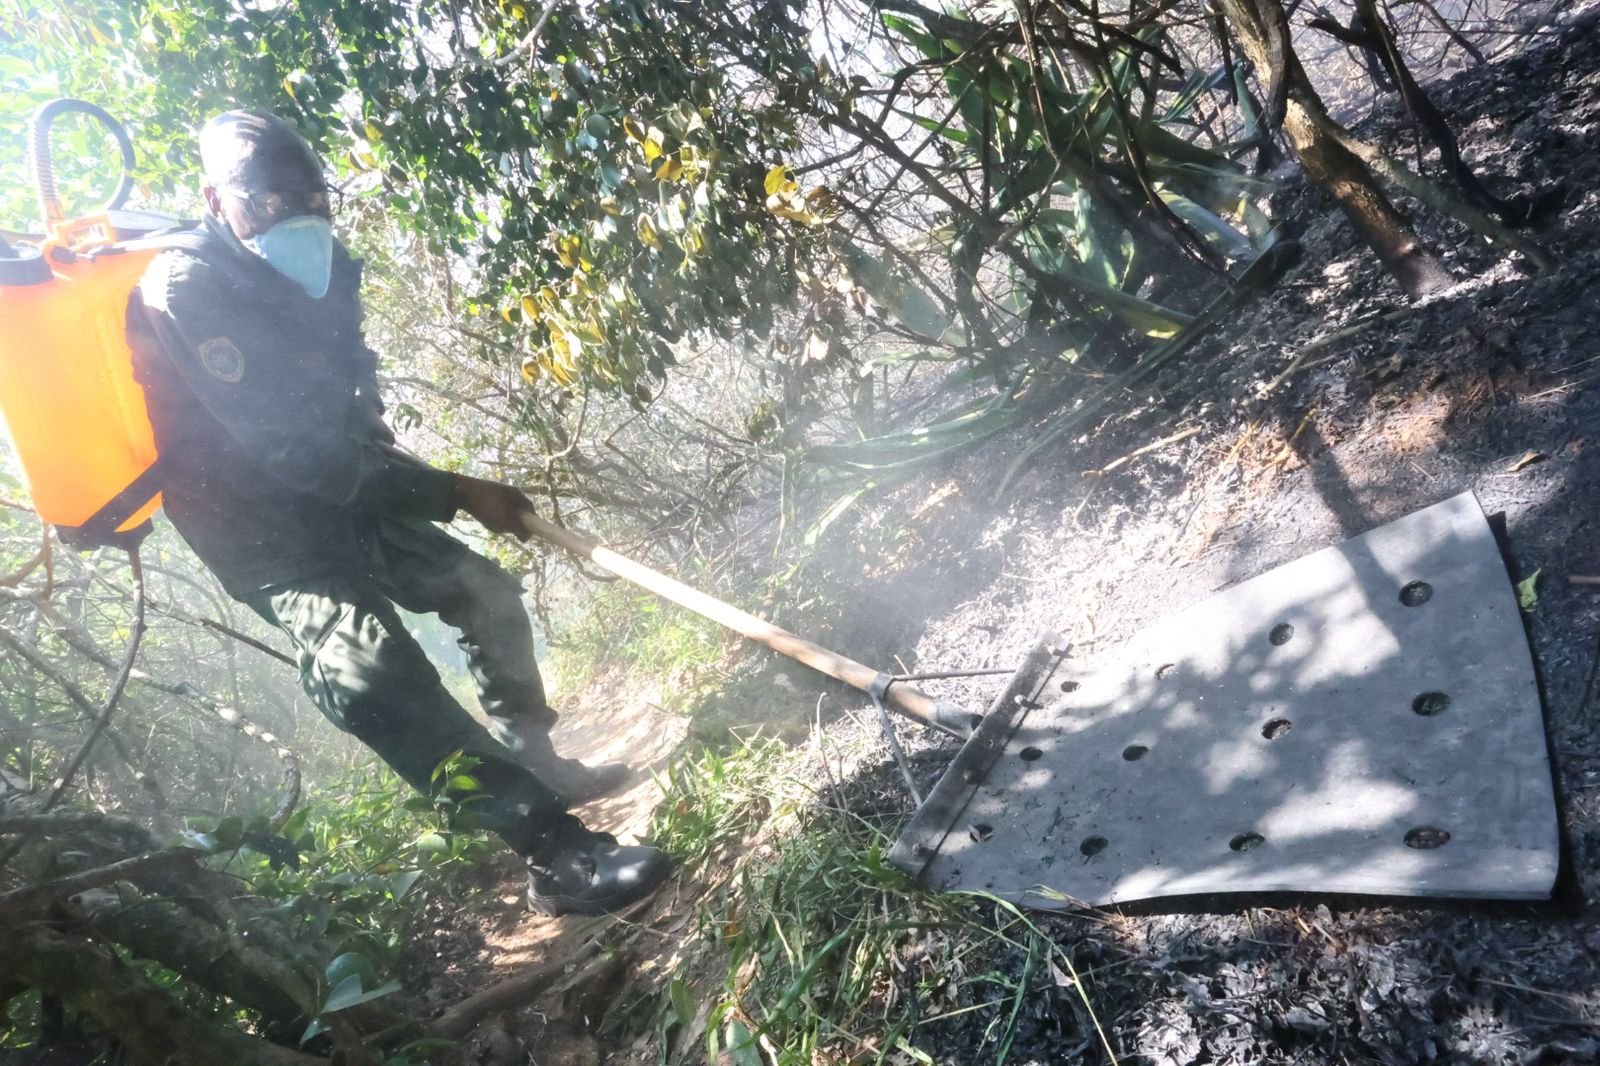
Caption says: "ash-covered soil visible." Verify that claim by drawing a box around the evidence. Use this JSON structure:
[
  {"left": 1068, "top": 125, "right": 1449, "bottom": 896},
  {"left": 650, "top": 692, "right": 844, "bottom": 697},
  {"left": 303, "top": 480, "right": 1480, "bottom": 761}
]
[
  {"left": 807, "top": 7, "right": 1600, "bottom": 1063},
  {"left": 410, "top": 7, "right": 1600, "bottom": 1062}
]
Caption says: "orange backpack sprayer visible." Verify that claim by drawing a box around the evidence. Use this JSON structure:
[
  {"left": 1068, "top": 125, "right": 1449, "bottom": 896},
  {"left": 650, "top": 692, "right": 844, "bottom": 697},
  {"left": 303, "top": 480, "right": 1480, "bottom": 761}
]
[{"left": 0, "top": 99, "right": 192, "bottom": 546}]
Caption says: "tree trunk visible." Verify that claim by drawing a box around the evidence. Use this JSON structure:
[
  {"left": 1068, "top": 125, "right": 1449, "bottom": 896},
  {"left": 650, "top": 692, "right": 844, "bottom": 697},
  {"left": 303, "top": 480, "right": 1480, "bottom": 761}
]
[
  {"left": 65, "top": 886, "right": 316, "bottom": 1028},
  {"left": 1219, "top": 0, "right": 1454, "bottom": 297},
  {"left": 0, "top": 923, "right": 329, "bottom": 1066}
]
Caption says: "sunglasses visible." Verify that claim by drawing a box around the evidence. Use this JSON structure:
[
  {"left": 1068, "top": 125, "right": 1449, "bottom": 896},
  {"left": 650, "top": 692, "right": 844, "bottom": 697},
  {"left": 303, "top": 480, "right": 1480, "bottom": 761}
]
[{"left": 221, "top": 183, "right": 344, "bottom": 226}]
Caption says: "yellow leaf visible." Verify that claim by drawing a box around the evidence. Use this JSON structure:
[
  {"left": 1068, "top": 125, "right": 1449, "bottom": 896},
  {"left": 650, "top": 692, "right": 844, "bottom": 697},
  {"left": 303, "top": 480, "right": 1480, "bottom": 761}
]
[
  {"left": 519, "top": 294, "right": 539, "bottom": 321},
  {"left": 764, "top": 164, "right": 795, "bottom": 198},
  {"left": 642, "top": 126, "right": 665, "bottom": 163},
  {"left": 500, "top": 302, "right": 516, "bottom": 324},
  {"left": 766, "top": 201, "right": 824, "bottom": 226},
  {"left": 622, "top": 117, "right": 647, "bottom": 144},
  {"left": 656, "top": 157, "right": 682, "bottom": 182},
  {"left": 676, "top": 146, "right": 703, "bottom": 182},
  {"left": 520, "top": 355, "right": 542, "bottom": 383},
  {"left": 636, "top": 213, "right": 660, "bottom": 250},
  {"left": 556, "top": 234, "right": 581, "bottom": 269},
  {"left": 547, "top": 328, "right": 582, "bottom": 386}
]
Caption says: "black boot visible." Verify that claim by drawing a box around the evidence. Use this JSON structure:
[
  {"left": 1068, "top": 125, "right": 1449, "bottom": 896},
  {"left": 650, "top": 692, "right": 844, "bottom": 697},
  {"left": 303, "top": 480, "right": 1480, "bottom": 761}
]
[
  {"left": 498, "top": 721, "right": 633, "bottom": 805},
  {"left": 526, "top": 820, "right": 672, "bottom": 917}
]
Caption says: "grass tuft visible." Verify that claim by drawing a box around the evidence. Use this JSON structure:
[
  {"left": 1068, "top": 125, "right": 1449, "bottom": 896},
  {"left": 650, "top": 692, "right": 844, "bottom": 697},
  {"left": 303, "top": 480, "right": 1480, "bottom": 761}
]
[{"left": 646, "top": 731, "right": 1121, "bottom": 1064}]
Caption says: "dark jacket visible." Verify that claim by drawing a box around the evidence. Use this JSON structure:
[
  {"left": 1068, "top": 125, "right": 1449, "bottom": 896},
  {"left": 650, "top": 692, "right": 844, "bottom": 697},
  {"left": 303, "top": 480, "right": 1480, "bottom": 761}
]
[{"left": 128, "top": 215, "right": 457, "bottom": 599}]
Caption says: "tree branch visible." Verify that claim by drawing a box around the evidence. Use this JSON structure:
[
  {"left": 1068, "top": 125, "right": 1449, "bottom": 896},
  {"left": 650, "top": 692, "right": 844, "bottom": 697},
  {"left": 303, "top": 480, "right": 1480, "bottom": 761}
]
[
  {"left": 0, "top": 848, "right": 194, "bottom": 918},
  {"left": 0, "top": 922, "right": 326, "bottom": 1066},
  {"left": 39, "top": 548, "right": 147, "bottom": 813}
]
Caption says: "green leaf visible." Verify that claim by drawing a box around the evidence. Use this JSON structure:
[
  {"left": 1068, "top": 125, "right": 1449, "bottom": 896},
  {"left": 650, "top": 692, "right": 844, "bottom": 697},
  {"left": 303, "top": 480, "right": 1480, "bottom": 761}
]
[
  {"left": 323, "top": 975, "right": 401, "bottom": 1014},
  {"left": 1029, "top": 248, "right": 1192, "bottom": 337},
  {"left": 668, "top": 975, "right": 694, "bottom": 1028},
  {"left": 179, "top": 831, "right": 219, "bottom": 852},
  {"left": 724, "top": 1019, "right": 762, "bottom": 1066},
  {"left": 389, "top": 869, "right": 425, "bottom": 901},
  {"left": 299, "top": 1017, "right": 327, "bottom": 1045},
  {"left": 807, "top": 401, "right": 1018, "bottom": 471},
  {"left": 879, "top": 13, "right": 941, "bottom": 59},
  {"left": 1517, "top": 568, "right": 1542, "bottom": 611},
  {"left": 890, "top": 106, "right": 970, "bottom": 146},
  {"left": 415, "top": 832, "right": 449, "bottom": 854},
  {"left": 1156, "top": 187, "right": 1253, "bottom": 261},
  {"left": 212, "top": 816, "right": 244, "bottom": 850},
  {"left": 324, "top": 952, "right": 377, "bottom": 990}
]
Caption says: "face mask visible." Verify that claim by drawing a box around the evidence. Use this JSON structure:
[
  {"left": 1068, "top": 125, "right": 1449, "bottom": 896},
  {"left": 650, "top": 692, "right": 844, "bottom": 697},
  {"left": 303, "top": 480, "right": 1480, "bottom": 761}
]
[{"left": 245, "top": 215, "right": 334, "bottom": 299}]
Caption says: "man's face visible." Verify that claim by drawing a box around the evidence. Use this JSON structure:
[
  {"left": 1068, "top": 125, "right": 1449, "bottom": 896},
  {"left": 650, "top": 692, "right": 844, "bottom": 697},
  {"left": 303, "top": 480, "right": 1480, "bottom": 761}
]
[{"left": 202, "top": 140, "right": 335, "bottom": 242}]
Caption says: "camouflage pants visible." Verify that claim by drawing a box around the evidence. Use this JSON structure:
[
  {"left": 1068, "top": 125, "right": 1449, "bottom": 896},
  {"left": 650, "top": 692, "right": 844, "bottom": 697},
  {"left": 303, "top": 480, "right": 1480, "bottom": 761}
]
[{"left": 248, "top": 518, "right": 562, "bottom": 853}]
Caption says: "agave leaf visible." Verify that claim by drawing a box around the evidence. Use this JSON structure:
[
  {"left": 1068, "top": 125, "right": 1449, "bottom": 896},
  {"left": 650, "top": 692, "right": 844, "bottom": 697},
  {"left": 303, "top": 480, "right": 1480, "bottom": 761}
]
[
  {"left": 1161, "top": 61, "right": 1235, "bottom": 123},
  {"left": 890, "top": 105, "right": 971, "bottom": 146},
  {"left": 804, "top": 481, "right": 876, "bottom": 547},
  {"left": 943, "top": 62, "right": 989, "bottom": 148},
  {"left": 807, "top": 403, "right": 1017, "bottom": 470},
  {"left": 1241, "top": 200, "right": 1280, "bottom": 252},
  {"left": 860, "top": 348, "right": 957, "bottom": 370},
  {"left": 879, "top": 12, "right": 941, "bottom": 60},
  {"left": 1134, "top": 119, "right": 1246, "bottom": 170},
  {"left": 1025, "top": 240, "right": 1192, "bottom": 336},
  {"left": 994, "top": 149, "right": 1059, "bottom": 216},
  {"left": 1155, "top": 186, "right": 1253, "bottom": 261},
  {"left": 1232, "top": 61, "right": 1263, "bottom": 144},
  {"left": 838, "top": 239, "right": 951, "bottom": 340}
]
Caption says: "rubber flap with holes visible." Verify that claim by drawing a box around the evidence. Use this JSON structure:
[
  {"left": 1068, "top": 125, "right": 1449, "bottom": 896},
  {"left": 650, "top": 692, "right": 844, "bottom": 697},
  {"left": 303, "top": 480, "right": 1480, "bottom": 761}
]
[{"left": 888, "top": 492, "right": 1559, "bottom": 907}]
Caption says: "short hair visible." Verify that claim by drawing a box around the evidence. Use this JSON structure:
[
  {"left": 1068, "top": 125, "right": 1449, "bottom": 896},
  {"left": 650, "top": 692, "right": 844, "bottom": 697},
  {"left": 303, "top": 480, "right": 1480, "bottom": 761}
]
[{"left": 198, "top": 110, "right": 321, "bottom": 189}]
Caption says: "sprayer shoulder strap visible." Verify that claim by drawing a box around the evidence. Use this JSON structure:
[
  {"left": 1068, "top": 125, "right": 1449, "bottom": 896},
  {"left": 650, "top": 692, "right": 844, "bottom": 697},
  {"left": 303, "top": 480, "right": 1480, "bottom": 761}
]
[{"left": 144, "top": 225, "right": 223, "bottom": 263}]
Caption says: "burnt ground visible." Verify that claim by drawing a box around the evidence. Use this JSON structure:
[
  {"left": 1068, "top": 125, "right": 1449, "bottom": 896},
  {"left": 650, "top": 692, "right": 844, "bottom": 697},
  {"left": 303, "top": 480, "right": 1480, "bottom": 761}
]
[{"left": 407, "top": 8, "right": 1600, "bottom": 1064}]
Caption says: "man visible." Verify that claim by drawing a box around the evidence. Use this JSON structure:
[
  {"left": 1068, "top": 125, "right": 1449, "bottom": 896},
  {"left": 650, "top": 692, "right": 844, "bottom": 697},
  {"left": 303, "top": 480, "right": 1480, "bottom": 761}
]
[{"left": 126, "top": 109, "right": 671, "bottom": 916}]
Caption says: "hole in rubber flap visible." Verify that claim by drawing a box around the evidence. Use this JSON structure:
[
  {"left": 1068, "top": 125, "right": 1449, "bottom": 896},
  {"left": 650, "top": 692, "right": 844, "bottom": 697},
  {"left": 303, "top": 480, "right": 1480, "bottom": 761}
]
[
  {"left": 1079, "top": 835, "right": 1107, "bottom": 857},
  {"left": 1261, "top": 718, "right": 1292, "bottom": 740},
  {"left": 1269, "top": 623, "right": 1294, "bottom": 646},
  {"left": 1404, "top": 826, "right": 1450, "bottom": 850},
  {"left": 1019, "top": 746, "right": 1043, "bottom": 762},
  {"left": 969, "top": 823, "right": 994, "bottom": 843},
  {"left": 1059, "top": 680, "right": 1080, "bottom": 693},
  {"left": 1122, "top": 744, "right": 1149, "bottom": 762},
  {"left": 1229, "top": 832, "right": 1264, "bottom": 852},
  {"left": 1400, "top": 581, "right": 1433, "bottom": 607},
  {"left": 1155, "top": 663, "right": 1177, "bottom": 679},
  {"left": 1412, "top": 692, "right": 1450, "bottom": 716}
]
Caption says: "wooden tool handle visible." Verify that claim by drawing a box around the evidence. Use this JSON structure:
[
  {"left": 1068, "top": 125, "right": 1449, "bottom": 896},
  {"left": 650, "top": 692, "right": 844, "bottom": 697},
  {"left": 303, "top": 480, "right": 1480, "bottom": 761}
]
[{"left": 517, "top": 511, "right": 966, "bottom": 736}]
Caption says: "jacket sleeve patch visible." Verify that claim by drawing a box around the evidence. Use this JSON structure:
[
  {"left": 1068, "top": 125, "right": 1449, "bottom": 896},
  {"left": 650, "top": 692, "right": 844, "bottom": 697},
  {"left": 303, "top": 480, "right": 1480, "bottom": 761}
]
[{"left": 197, "top": 337, "right": 246, "bottom": 383}]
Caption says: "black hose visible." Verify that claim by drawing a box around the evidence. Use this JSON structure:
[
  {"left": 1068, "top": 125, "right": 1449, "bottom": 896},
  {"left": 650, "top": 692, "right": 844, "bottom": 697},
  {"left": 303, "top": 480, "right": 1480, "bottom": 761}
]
[{"left": 29, "top": 98, "right": 137, "bottom": 227}]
